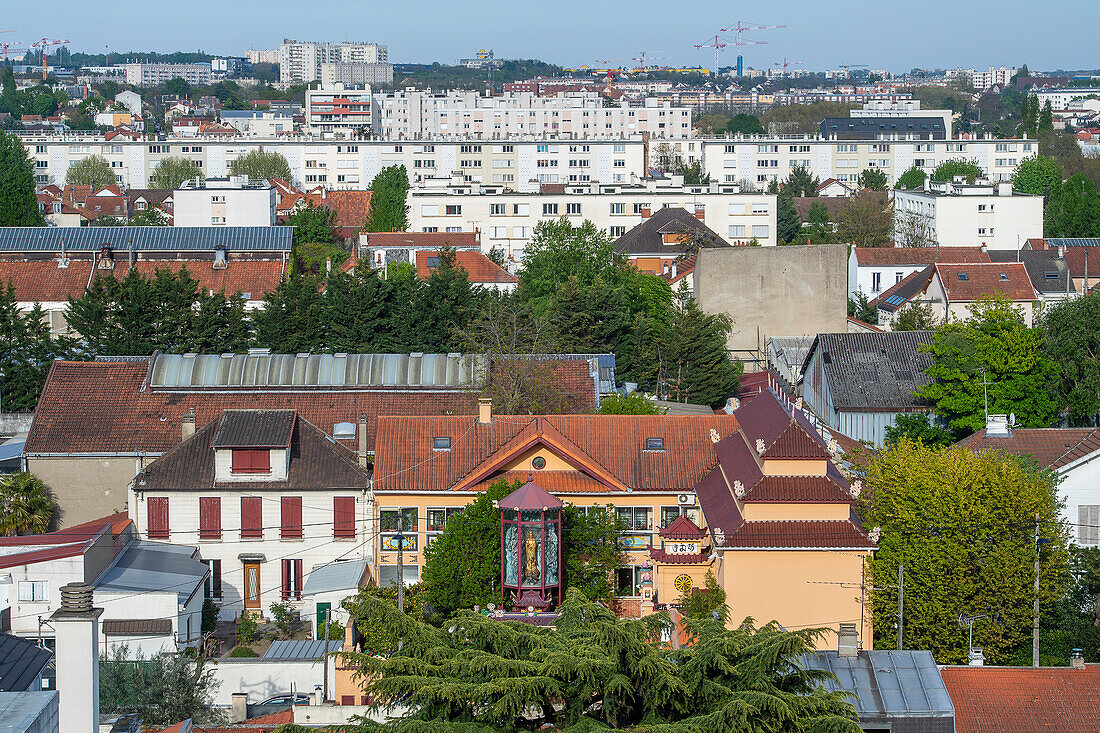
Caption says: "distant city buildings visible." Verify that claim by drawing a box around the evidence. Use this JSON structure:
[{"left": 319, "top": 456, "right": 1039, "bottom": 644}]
[
  {"left": 246, "top": 48, "right": 280, "bottom": 65},
  {"left": 305, "top": 86, "right": 373, "bottom": 135},
  {"left": 123, "top": 62, "right": 212, "bottom": 87},
  {"left": 278, "top": 39, "right": 391, "bottom": 84},
  {"left": 947, "top": 65, "right": 1017, "bottom": 90},
  {"left": 211, "top": 56, "right": 252, "bottom": 78}
]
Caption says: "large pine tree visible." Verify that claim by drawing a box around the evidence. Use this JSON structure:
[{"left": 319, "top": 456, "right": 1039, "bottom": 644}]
[
  {"left": 663, "top": 291, "right": 742, "bottom": 408},
  {"left": 0, "top": 129, "right": 45, "bottom": 227},
  {"left": 413, "top": 247, "right": 481, "bottom": 352},
  {"left": 0, "top": 283, "right": 80, "bottom": 411},
  {"left": 252, "top": 272, "right": 326, "bottom": 353}
]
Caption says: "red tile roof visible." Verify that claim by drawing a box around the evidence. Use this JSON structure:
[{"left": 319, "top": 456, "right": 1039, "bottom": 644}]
[
  {"left": 941, "top": 665, "right": 1100, "bottom": 733},
  {"left": 935, "top": 262, "right": 1036, "bottom": 302},
  {"left": 718, "top": 519, "right": 873, "bottom": 549},
  {"left": 367, "top": 231, "right": 481, "bottom": 249},
  {"left": 958, "top": 428, "right": 1100, "bottom": 470},
  {"left": 763, "top": 420, "right": 830, "bottom": 460},
  {"left": 648, "top": 548, "right": 710, "bottom": 564},
  {"left": 1062, "top": 248, "right": 1100, "bottom": 279},
  {"left": 855, "top": 246, "right": 991, "bottom": 267},
  {"left": 741, "top": 474, "right": 854, "bottom": 502},
  {"left": 0, "top": 258, "right": 95, "bottom": 302},
  {"left": 415, "top": 251, "right": 518, "bottom": 284},
  {"left": 322, "top": 190, "right": 372, "bottom": 229},
  {"left": 657, "top": 515, "right": 705, "bottom": 539}
]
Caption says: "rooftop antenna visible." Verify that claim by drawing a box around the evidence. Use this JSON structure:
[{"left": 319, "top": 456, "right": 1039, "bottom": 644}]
[{"left": 979, "top": 366, "right": 990, "bottom": 419}]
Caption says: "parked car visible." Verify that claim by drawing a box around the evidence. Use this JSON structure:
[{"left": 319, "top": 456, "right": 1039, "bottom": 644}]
[{"left": 258, "top": 693, "right": 310, "bottom": 707}]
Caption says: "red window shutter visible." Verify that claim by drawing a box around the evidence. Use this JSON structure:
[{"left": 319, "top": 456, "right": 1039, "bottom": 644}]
[
  {"left": 232, "top": 449, "right": 271, "bottom": 474},
  {"left": 147, "top": 497, "right": 169, "bottom": 539},
  {"left": 281, "top": 497, "right": 303, "bottom": 538},
  {"left": 333, "top": 497, "right": 355, "bottom": 538},
  {"left": 199, "top": 497, "right": 221, "bottom": 539},
  {"left": 295, "top": 559, "right": 303, "bottom": 600},
  {"left": 341, "top": 696, "right": 355, "bottom": 706},
  {"left": 241, "top": 497, "right": 263, "bottom": 539},
  {"left": 281, "top": 559, "right": 290, "bottom": 601}
]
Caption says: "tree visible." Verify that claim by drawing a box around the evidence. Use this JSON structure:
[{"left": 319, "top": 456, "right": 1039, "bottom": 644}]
[
  {"left": 1045, "top": 174, "right": 1100, "bottom": 238},
  {"left": 99, "top": 646, "right": 224, "bottom": 727},
  {"left": 805, "top": 200, "right": 834, "bottom": 243},
  {"left": 678, "top": 570, "right": 727, "bottom": 622},
  {"left": 0, "top": 282, "right": 81, "bottom": 411},
  {"left": 519, "top": 218, "right": 625, "bottom": 304},
  {"left": 1011, "top": 154, "right": 1062, "bottom": 197},
  {"left": 598, "top": 392, "right": 666, "bottom": 415},
  {"left": 228, "top": 149, "right": 292, "bottom": 183},
  {"left": 128, "top": 207, "right": 170, "bottom": 226},
  {"left": 892, "top": 301, "right": 938, "bottom": 331},
  {"left": 835, "top": 192, "right": 893, "bottom": 247},
  {"left": 162, "top": 77, "right": 191, "bottom": 97},
  {"left": 882, "top": 413, "right": 954, "bottom": 448},
  {"left": 363, "top": 164, "right": 410, "bottom": 233},
  {"left": 251, "top": 273, "right": 326, "bottom": 353},
  {"left": 776, "top": 192, "right": 802, "bottom": 244},
  {"left": 0, "top": 472, "right": 57, "bottom": 535},
  {"left": 895, "top": 166, "right": 927, "bottom": 191},
  {"left": 0, "top": 129, "right": 45, "bottom": 226},
  {"left": 1041, "top": 291, "right": 1100, "bottom": 422},
  {"left": 725, "top": 112, "right": 765, "bottom": 135},
  {"left": 895, "top": 210, "right": 935, "bottom": 248},
  {"left": 285, "top": 202, "right": 338, "bottom": 246},
  {"left": 149, "top": 156, "right": 203, "bottom": 189},
  {"left": 932, "top": 158, "right": 985, "bottom": 183},
  {"left": 346, "top": 592, "right": 861, "bottom": 731},
  {"left": 857, "top": 168, "right": 888, "bottom": 191},
  {"left": 65, "top": 154, "right": 116, "bottom": 188},
  {"left": 413, "top": 246, "right": 481, "bottom": 352},
  {"left": 917, "top": 296, "right": 1059, "bottom": 438},
  {"left": 1039, "top": 100, "right": 1054, "bottom": 132},
  {"left": 677, "top": 159, "right": 711, "bottom": 185},
  {"left": 783, "top": 165, "right": 819, "bottom": 197},
  {"left": 862, "top": 439, "right": 1067, "bottom": 664},
  {"left": 847, "top": 291, "right": 879, "bottom": 325},
  {"left": 661, "top": 293, "right": 741, "bottom": 407}
]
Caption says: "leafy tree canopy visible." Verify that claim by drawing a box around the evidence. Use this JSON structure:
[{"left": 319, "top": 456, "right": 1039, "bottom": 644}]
[
  {"left": 1011, "top": 154, "right": 1062, "bottom": 197},
  {"left": 931, "top": 158, "right": 985, "bottom": 184},
  {"left": 100, "top": 646, "right": 224, "bottom": 727},
  {"left": 882, "top": 413, "right": 954, "bottom": 448},
  {"left": 286, "top": 202, "right": 338, "bottom": 246},
  {"left": 149, "top": 156, "right": 204, "bottom": 189},
  {"left": 725, "top": 112, "right": 766, "bottom": 135},
  {"left": 835, "top": 192, "right": 892, "bottom": 247},
  {"left": 228, "top": 149, "right": 292, "bottom": 184},
  {"left": 784, "top": 166, "right": 819, "bottom": 197},
  {"left": 519, "top": 218, "right": 626, "bottom": 304},
  {"left": 598, "top": 392, "right": 667, "bottom": 415},
  {"left": 857, "top": 168, "right": 889, "bottom": 192},
  {"left": 363, "top": 164, "right": 410, "bottom": 233},
  {"left": 1041, "top": 291, "right": 1100, "bottom": 422},
  {"left": 65, "top": 154, "right": 116, "bottom": 188},
  {"left": 895, "top": 166, "right": 928, "bottom": 191},
  {"left": 891, "top": 302, "right": 938, "bottom": 331}
]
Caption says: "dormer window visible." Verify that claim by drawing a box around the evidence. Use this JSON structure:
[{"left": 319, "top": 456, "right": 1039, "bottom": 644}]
[
  {"left": 231, "top": 449, "right": 271, "bottom": 474},
  {"left": 646, "top": 437, "right": 665, "bottom": 451},
  {"left": 433, "top": 436, "right": 452, "bottom": 451}
]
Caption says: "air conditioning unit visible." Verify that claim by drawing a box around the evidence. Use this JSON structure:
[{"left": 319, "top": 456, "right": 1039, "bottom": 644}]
[{"left": 677, "top": 493, "right": 696, "bottom": 506}]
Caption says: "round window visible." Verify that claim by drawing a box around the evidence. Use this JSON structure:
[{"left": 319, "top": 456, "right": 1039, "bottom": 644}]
[{"left": 532, "top": 456, "right": 546, "bottom": 469}]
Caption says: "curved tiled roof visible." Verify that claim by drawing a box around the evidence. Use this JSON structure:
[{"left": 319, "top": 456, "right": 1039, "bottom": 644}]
[
  {"left": 718, "top": 519, "right": 874, "bottom": 549},
  {"left": 742, "top": 475, "right": 854, "bottom": 503},
  {"left": 764, "top": 421, "right": 830, "bottom": 459}
]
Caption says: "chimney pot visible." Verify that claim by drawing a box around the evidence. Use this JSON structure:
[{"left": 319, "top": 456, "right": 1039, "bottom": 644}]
[
  {"left": 478, "top": 397, "right": 493, "bottom": 425},
  {"left": 968, "top": 647, "right": 985, "bottom": 666},
  {"left": 358, "top": 412, "right": 369, "bottom": 468},
  {"left": 1071, "top": 649, "right": 1085, "bottom": 669},
  {"left": 837, "top": 622, "right": 858, "bottom": 657},
  {"left": 182, "top": 410, "right": 197, "bottom": 441}
]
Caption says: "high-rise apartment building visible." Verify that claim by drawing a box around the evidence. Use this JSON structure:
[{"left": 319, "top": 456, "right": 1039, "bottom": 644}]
[
  {"left": 278, "top": 39, "right": 390, "bottom": 83},
  {"left": 124, "top": 63, "right": 212, "bottom": 87}
]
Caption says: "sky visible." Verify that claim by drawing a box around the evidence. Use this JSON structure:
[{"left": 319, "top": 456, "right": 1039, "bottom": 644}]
[{"left": 5, "top": 0, "right": 1099, "bottom": 73}]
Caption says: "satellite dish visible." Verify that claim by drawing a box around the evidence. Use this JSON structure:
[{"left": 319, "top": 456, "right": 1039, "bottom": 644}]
[{"left": 1009, "top": 412, "right": 1016, "bottom": 427}]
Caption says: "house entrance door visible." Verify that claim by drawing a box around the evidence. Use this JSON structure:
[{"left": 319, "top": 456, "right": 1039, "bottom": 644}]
[{"left": 243, "top": 562, "right": 261, "bottom": 610}]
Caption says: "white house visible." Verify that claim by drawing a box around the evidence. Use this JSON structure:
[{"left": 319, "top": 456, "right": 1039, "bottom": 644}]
[
  {"left": 129, "top": 409, "right": 373, "bottom": 623},
  {"left": 847, "top": 246, "right": 990, "bottom": 299},
  {"left": 173, "top": 177, "right": 277, "bottom": 227},
  {"left": 114, "top": 91, "right": 143, "bottom": 117},
  {"left": 892, "top": 180, "right": 1044, "bottom": 250},
  {"left": 923, "top": 261, "right": 1038, "bottom": 325}
]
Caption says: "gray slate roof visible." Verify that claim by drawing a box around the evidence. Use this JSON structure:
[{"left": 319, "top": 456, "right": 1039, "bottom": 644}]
[
  {"left": 0, "top": 227, "right": 292, "bottom": 252},
  {"left": 212, "top": 410, "right": 296, "bottom": 449},
  {"left": 799, "top": 650, "right": 954, "bottom": 721},
  {"left": 264, "top": 639, "right": 344, "bottom": 661},
  {"left": 611, "top": 207, "right": 729, "bottom": 256},
  {"left": 302, "top": 558, "right": 368, "bottom": 596},
  {"left": 802, "top": 331, "right": 933, "bottom": 411},
  {"left": 0, "top": 633, "right": 51, "bottom": 692}
]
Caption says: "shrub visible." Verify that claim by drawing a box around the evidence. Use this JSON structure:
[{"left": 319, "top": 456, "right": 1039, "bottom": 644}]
[
  {"left": 229, "top": 646, "right": 257, "bottom": 658},
  {"left": 235, "top": 614, "right": 257, "bottom": 646}
]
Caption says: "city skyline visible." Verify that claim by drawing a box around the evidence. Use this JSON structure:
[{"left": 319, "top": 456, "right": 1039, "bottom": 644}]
[{"left": 4, "top": 0, "right": 1099, "bottom": 74}]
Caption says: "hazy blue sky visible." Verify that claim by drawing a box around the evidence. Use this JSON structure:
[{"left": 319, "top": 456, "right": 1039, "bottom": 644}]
[{"left": 6, "top": 0, "right": 1098, "bottom": 72}]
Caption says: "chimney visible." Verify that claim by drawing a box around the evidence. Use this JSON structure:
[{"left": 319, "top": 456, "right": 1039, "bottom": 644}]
[
  {"left": 213, "top": 244, "right": 228, "bottom": 269},
  {"left": 97, "top": 244, "right": 114, "bottom": 270},
  {"left": 985, "top": 414, "right": 1009, "bottom": 437},
  {"left": 640, "top": 206, "right": 651, "bottom": 219},
  {"left": 478, "top": 398, "right": 493, "bottom": 425},
  {"left": 694, "top": 208, "right": 706, "bottom": 221},
  {"left": 182, "top": 409, "right": 197, "bottom": 441},
  {"left": 231, "top": 693, "right": 249, "bottom": 722},
  {"left": 357, "top": 412, "right": 369, "bottom": 468},
  {"left": 51, "top": 583, "right": 103, "bottom": 733},
  {"left": 837, "top": 622, "right": 858, "bottom": 658},
  {"left": 968, "top": 647, "right": 985, "bottom": 666},
  {"left": 1071, "top": 648, "right": 1085, "bottom": 669}
]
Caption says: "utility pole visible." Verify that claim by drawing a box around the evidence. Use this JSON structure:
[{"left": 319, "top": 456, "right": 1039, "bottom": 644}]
[
  {"left": 897, "top": 563, "right": 905, "bottom": 651},
  {"left": 1033, "top": 512, "right": 1040, "bottom": 668},
  {"left": 396, "top": 515, "right": 405, "bottom": 613}
]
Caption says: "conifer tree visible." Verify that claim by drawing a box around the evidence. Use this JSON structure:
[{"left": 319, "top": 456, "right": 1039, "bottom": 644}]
[
  {"left": 776, "top": 191, "right": 802, "bottom": 243},
  {"left": 0, "top": 283, "right": 81, "bottom": 411},
  {"left": 662, "top": 291, "right": 741, "bottom": 407},
  {"left": 363, "top": 165, "right": 410, "bottom": 232},
  {"left": 413, "top": 247, "right": 481, "bottom": 352},
  {"left": 251, "top": 273, "right": 325, "bottom": 353},
  {"left": 0, "top": 129, "right": 45, "bottom": 227}
]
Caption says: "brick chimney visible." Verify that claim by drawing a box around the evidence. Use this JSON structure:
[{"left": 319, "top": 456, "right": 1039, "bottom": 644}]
[
  {"left": 51, "top": 583, "right": 103, "bottom": 733},
  {"left": 182, "top": 409, "right": 196, "bottom": 441},
  {"left": 640, "top": 206, "right": 651, "bottom": 219}
]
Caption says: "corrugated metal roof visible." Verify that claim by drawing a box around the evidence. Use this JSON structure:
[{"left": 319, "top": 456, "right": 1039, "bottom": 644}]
[
  {"left": 149, "top": 352, "right": 486, "bottom": 389},
  {"left": 263, "top": 639, "right": 343, "bottom": 661},
  {"left": 302, "top": 558, "right": 368, "bottom": 596},
  {"left": 0, "top": 227, "right": 293, "bottom": 252},
  {"left": 799, "top": 650, "right": 954, "bottom": 719},
  {"left": 803, "top": 331, "right": 933, "bottom": 411}
]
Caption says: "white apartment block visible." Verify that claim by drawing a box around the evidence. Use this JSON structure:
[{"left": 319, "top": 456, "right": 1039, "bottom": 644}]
[
  {"left": 320, "top": 62, "right": 393, "bottom": 87},
  {"left": 948, "top": 66, "right": 1017, "bottom": 90},
  {"left": 279, "top": 39, "right": 389, "bottom": 83},
  {"left": 124, "top": 63, "right": 212, "bottom": 87},
  {"left": 247, "top": 48, "right": 280, "bottom": 65},
  {"left": 406, "top": 179, "right": 778, "bottom": 259},
  {"left": 23, "top": 137, "right": 648, "bottom": 190},
  {"left": 1033, "top": 88, "right": 1100, "bottom": 110},
  {"left": 700, "top": 136, "right": 1038, "bottom": 189},
  {"left": 173, "top": 177, "right": 277, "bottom": 227},
  {"left": 372, "top": 90, "right": 692, "bottom": 140},
  {"left": 305, "top": 86, "right": 373, "bottom": 135},
  {"left": 893, "top": 180, "right": 1044, "bottom": 250}
]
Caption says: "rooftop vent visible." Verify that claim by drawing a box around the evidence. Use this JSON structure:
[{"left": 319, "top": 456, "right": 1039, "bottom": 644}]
[
  {"left": 59, "top": 582, "right": 94, "bottom": 613},
  {"left": 837, "top": 622, "right": 858, "bottom": 658},
  {"left": 985, "top": 414, "right": 1010, "bottom": 437},
  {"left": 213, "top": 244, "right": 227, "bottom": 269}
]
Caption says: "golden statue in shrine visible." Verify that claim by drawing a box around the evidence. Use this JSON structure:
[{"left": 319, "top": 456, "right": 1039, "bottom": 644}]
[{"left": 523, "top": 530, "right": 540, "bottom": 582}]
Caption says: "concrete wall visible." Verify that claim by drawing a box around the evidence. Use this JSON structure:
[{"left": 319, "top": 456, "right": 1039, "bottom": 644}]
[
  {"left": 24, "top": 456, "right": 150, "bottom": 528},
  {"left": 209, "top": 657, "right": 334, "bottom": 706},
  {"left": 694, "top": 244, "right": 848, "bottom": 355},
  {"left": 0, "top": 412, "right": 33, "bottom": 439},
  {"left": 294, "top": 702, "right": 411, "bottom": 725}
]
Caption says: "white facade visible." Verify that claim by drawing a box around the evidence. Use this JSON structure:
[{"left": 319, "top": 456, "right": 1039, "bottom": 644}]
[
  {"left": 407, "top": 181, "right": 777, "bottom": 258},
  {"left": 1058, "top": 449, "right": 1100, "bottom": 547},
  {"left": 219, "top": 110, "right": 298, "bottom": 137},
  {"left": 305, "top": 87, "right": 373, "bottom": 135},
  {"left": 114, "top": 90, "right": 142, "bottom": 116},
  {"left": 948, "top": 66, "right": 1017, "bottom": 90},
  {"left": 124, "top": 63, "right": 212, "bottom": 87},
  {"left": 320, "top": 62, "right": 393, "bottom": 87},
  {"left": 173, "top": 177, "right": 277, "bottom": 227},
  {"left": 279, "top": 40, "right": 389, "bottom": 84},
  {"left": 1033, "top": 87, "right": 1100, "bottom": 110},
  {"left": 893, "top": 181, "right": 1043, "bottom": 250},
  {"left": 372, "top": 90, "right": 692, "bottom": 140},
  {"left": 700, "top": 137, "right": 1038, "bottom": 189}
]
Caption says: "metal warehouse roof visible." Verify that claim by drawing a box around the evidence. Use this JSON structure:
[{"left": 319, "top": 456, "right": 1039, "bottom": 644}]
[
  {"left": 0, "top": 227, "right": 293, "bottom": 252},
  {"left": 802, "top": 331, "right": 933, "bottom": 411},
  {"left": 149, "top": 352, "right": 487, "bottom": 389},
  {"left": 1047, "top": 238, "right": 1100, "bottom": 248},
  {"left": 302, "top": 558, "right": 368, "bottom": 596},
  {"left": 799, "top": 650, "right": 954, "bottom": 720},
  {"left": 263, "top": 639, "right": 344, "bottom": 661}
]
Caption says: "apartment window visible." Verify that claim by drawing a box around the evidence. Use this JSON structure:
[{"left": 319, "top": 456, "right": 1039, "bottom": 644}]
[
  {"left": 489, "top": 203, "right": 506, "bottom": 216},
  {"left": 751, "top": 203, "right": 770, "bottom": 214},
  {"left": 489, "top": 226, "right": 507, "bottom": 239},
  {"left": 211, "top": 216, "right": 226, "bottom": 225},
  {"left": 615, "top": 566, "right": 645, "bottom": 597},
  {"left": 724, "top": 144, "right": 736, "bottom": 153},
  {"left": 198, "top": 497, "right": 222, "bottom": 540},
  {"left": 35, "top": 145, "right": 46, "bottom": 154},
  {"left": 513, "top": 226, "right": 531, "bottom": 238},
  {"left": 617, "top": 506, "right": 653, "bottom": 532},
  {"left": 728, "top": 225, "right": 746, "bottom": 238},
  {"left": 241, "top": 497, "right": 263, "bottom": 539},
  {"left": 18, "top": 581, "right": 48, "bottom": 602},
  {"left": 609, "top": 226, "right": 626, "bottom": 237},
  {"left": 35, "top": 160, "right": 48, "bottom": 168},
  {"left": 445, "top": 205, "right": 462, "bottom": 215},
  {"left": 608, "top": 202, "right": 626, "bottom": 215},
  {"left": 380, "top": 508, "right": 418, "bottom": 551},
  {"left": 542, "top": 203, "right": 558, "bottom": 216},
  {"left": 660, "top": 505, "right": 701, "bottom": 528},
  {"left": 757, "top": 144, "right": 778, "bottom": 153},
  {"left": 872, "top": 272, "right": 882, "bottom": 292},
  {"left": 203, "top": 559, "right": 222, "bottom": 599},
  {"left": 566, "top": 202, "right": 581, "bottom": 215},
  {"left": 280, "top": 496, "right": 303, "bottom": 539},
  {"left": 896, "top": 271, "right": 905, "bottom": 284},
  {"left": 501, "top": 144, "right": 514, "bottom": 152},
  {"left": 752, "top": 225, "right": 770, "bottom": 238},
  {"left": 378, "top": 565, "right": 419, "bottom": 588},
  {"left": 147, "top": 497, "right": 169, "bottom": 539},
  {"left": 614, "top": 159, "right": 626, "bottom": 167},
  {"left": 231, "top": 449, "right": 270, "bottom": 474},
  {"left": 460, "top": 160, "right": 481, "bottom": 168},
  {"left": 334, "top": 496, "right": 356, "bottom": 539},
  {"left": 281, "top": 558, "right": 303, "bottom": 601},
  {"left": 426, "top": 507, "right": 463, "bottom": 546}
]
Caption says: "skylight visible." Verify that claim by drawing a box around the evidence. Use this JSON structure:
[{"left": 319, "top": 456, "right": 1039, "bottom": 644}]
[
  {"left": 958, "top": 273, "right": 969, "bottom": 280},
  {"left": 646, "top": 437, "right": 665, "bottom": 451},
  {"left": 432, "top": 436, "right": 451, "bottom": 450}
]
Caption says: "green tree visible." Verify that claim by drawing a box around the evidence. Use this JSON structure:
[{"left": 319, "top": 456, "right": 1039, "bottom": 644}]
[
  {"left": 932, "top": 158, "right": 985, "bottom": 183},
  {"left": 783, "top": 165, "right": 819, "bottom": 197},
  {"left": 661, "top": 293, "right": 741, "bottom": 407},
  {"left": 162, "top": 77, "right": 191, "bottom": 97},
  {"left": 346, "top": 592, "right": 860, "bottom": 732},
  {"left": 895, "top": 166, "right": 928, "bottom": 191},
  {"left": 0, "top": 472, "right": 57, "bottom": 535},
  {"left": 835, "top": 192, "right": 893, "bottom": 247},
  {"left": 1039, "top": 100, "right": 1054, "bottom": 132},
  {"left": 228, "top": 149, "right": 292, "bottom": 183},
  {"left": 413, "top": 246, "right": 481, "bottom": 352},
  {"left": 725, "top": 112, "right": 765, "bottom": 135},
  {"left": 847, "top": 291, "right": 879, "bottom": 325},
  {"left": 678, "top": 570, "right": 728, "bottom": 622},
  {"left": 598, "top": 392, "right": 666, "bottom": 415},
  {"left": 892, "top": 301, "right": 938, "bottom": 331},
  {"left": 0, "top": 129, "right": 45, "bottom": 226},
  {"left": 805, "top": 200, "right": 834, "bottom": 243},
  {"left": 251, "top": 273, "right": 326, "bottom": 353},
  {"left": 917, "top": 296, "right": 1059, "bottom": 438},
  {"left": 1045, "top": 174, "right": 1100, "bottom": 238},
  {"left": 99, "top": 646, "right": 224, "bottom": 727},
  {"left": 285, "top": 202, "right": 338, "bottom": 245},
  {"left": 363, "top": 164, "right": 410, "bottom": 233},
  {"left": 0, "top": 282, "right": 81, "bottom": 411},
  {"left": 1041, "top": 291, "right": 1100, "bottom": 422},
  {"left": 128, "top": 207, "right": 170, "bottom": 226},
  {"left": 149, "top": 156, "right": 203, "bottom": 189},
  {"left": 1011, "top": 154, "right": 1062, "bottom": 197},
  {"left": 776, "top": 191, "right": 802, "bottom": 243},
  {"left": 882, "top": 413, "right": 954, "bottom": 448},
  {"left": 677, "top": 159, "right": 711, "bottom": 185},
  {"left": 321, "top": 264, "right": 396, "bottom": 352},
  {"left": 857, "top": 168, "right": 888, "bottom": 191},
  {"left": 519, "top": 218, "right": 625, "bottom": 304},
  {"left": 65, "top": 154, "right": 116, "bottom": 188},
  {"left": 862, "top": 439, "right": 1067, "bottom": 664}
]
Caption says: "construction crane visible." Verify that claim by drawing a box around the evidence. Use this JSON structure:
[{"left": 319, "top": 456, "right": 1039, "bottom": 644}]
[
  {"left": 774, "top": 58, "right": 803, "bottom": 75},
  {"left": 32, "top": 38, "right": 70, "bottom": 81},
  {"left": 720, "top": 21, "right": 785, "bottom": 76},
  {"left": 631, "top": 51, "right": 669, "bottom": 73},
  {"left": 693, "top": 36, "right": 729, "bottom": 76},
  {"left": 0, "top": 42, "right": 28, "bottom": 63},
  {"left": 593, "top": 59, "right": 629, "bottom": 92}
]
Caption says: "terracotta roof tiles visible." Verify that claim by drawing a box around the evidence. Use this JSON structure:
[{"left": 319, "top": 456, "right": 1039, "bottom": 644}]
[
  {"left": 942, "top": 665, "right": 1100, "bottom": 733},
  {"left": 741, "top": 475, "right": 854, "bottom": 502},
  {"left": 648, "top": 548, "right": 710, "bottom": 564},
  {"left": 322, "top": 190, "right": 372, "bottom": 229},
  {"left": 416, "top": 250, "right": 518, "bottom": 284},
  {"left": 719, "top": 519, "right": 873, "bottom": 549},
  {"left": 958, "top": 428, "right": 1100, "bottom": 470},
  {"left": 855, "top": 247, "right": 991, "bottom": 267},
  {"left": 764, "top": 421, "right": 830, "bottom": 459},
  {"left": 935, "top": 262, "right": 1036, "bottom": 302}
]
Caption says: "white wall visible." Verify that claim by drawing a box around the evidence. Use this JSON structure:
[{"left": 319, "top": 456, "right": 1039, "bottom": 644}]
[
  {"left": 894, "top": 188, "right": 1043, "bottom": 250},
  {"left": 173, "top": 186, "right": 276, "bottom": 228},
  {"left": 209, "top": 657, "right": 334, "bottom": 706},
  {"left": 1060, "top": 452, "right": 1100, "bottom": 547}
]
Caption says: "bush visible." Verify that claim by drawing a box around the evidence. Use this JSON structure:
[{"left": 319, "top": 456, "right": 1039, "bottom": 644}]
[
  {"left": 235, "top": 614, "right": 257, "bottom": 646},
  {"left": 317, "top": 620, "right": 343, "bottom": 642},
  {"left": 269, "top": 601, "right": 301, "bottom": 638},
  {"left": 229, "top": 646, "right": 257, "bottom": 658}
]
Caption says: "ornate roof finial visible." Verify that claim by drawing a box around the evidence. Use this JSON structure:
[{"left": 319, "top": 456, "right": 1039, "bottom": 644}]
[
  {"left": 828, "top": 438, "right": 838, "bottom": 455},
  {"left": 868, "top": 527, "right": 881, "bottom": 544},
  {"left": 755, "top": 438, "right": 766, "bottom": 455},
  {"left": 733, "top": 480, "right": 745, "bottom": 497},
  {"left": 714, "top": 526, "right": 726, "bottom": 546},
  {"left": 710, "top": 428, "right": 721, "bottom": 444},
  {"left": 849, "top": 480, "right": 862, "bottom": 498}
]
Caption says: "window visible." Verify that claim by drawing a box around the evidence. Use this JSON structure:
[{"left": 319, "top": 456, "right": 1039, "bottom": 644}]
[
  {"left": 615, "top": 566, "right": 644, "bottom": 597},
  {"left": 147, "top": 497, "right": 169, "bottom": 539},
  {"left": 281, "top": 496, "right": 303, "bottom": 539},
  {"left": 646, "top": 437, "right": 665, "bottom": 451},
  {"left": 426, "top": 507, "right": 462, "bottom": 546},
  {"left": 334, "top": 496, "right": 356, "bottom": 538},
  {"left": 231, "top": 449, "right": 270, "bottom": 474},
  {"left": 18, "top": 581, "right": 48, "bottom": 602},
  {"left": 751, "top": 203, "right": 769, "bottom": 215},
  {"left": 958, "top": 273, "right": 969, "bottom": 281},
  {"left": 378, "top": 564, "right": 419, "bottom": 587},
  {"left": 728, "top": 225, "right": 746, "bottom": 238},
  {"left": 203, "top": 559, "right": 222, "bottom": 599},
  {"left": 445, "top": 205, "right": 461, "bottom": 216},
  {"left": 609, "top": 226, "right": 626, "bottom": 237},
  {"left": 380, "top": 508, "right": 418, "bottom": 551},
  {"left": 1079, "top": 505, "right": 1100, "bottom": 545},
  {"left": 617, "top": 506, "right": 652, "bottom": 532},
  {"left": 512, "top": 203, "right": 530, "bottom": 216},
  {"left": 433, "top": 436, "right": 451, "bottom": 450},
  {"left": 896, "top": 272, "right": 905, "bottom": 284},
  {"left": 199, "top": 497, "right": 221, "bottom": 540},
  {"left": 871, "top": 272, "right": 882, "bottom": 292},
  {"left": 752, "top": 225, "right": 770, "bottom": 238},
  {"left": 609, "top": 202, "right": 625, "bottom": 215},
  {"left": 513, "top": 226, "right": 531, "bottom": 238},
  {"left": 566, "top": 202, "right": 581, "bottom": 215},
  {"left": 241, "top": 497, "right": 263, "bottom": 539},
  {"left": 542, "top": 203, "right": 558, "bottom": 216},
  {"left": 489, "top": 225, "right": 507, "bottom": 239},
  {"left": 660, "top": 505, "right": 701, "bottom": 528},
  {"left": 489, "top": 203, "right": 506, "bottom": 216},
  {"left": 281, "top": 558, "right": 303, "bottom": 601}
]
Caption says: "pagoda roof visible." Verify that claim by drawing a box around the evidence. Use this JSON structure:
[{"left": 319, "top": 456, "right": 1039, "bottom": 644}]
[{"left": 499, "top": 478, "right": 564, "bottom": 510}]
